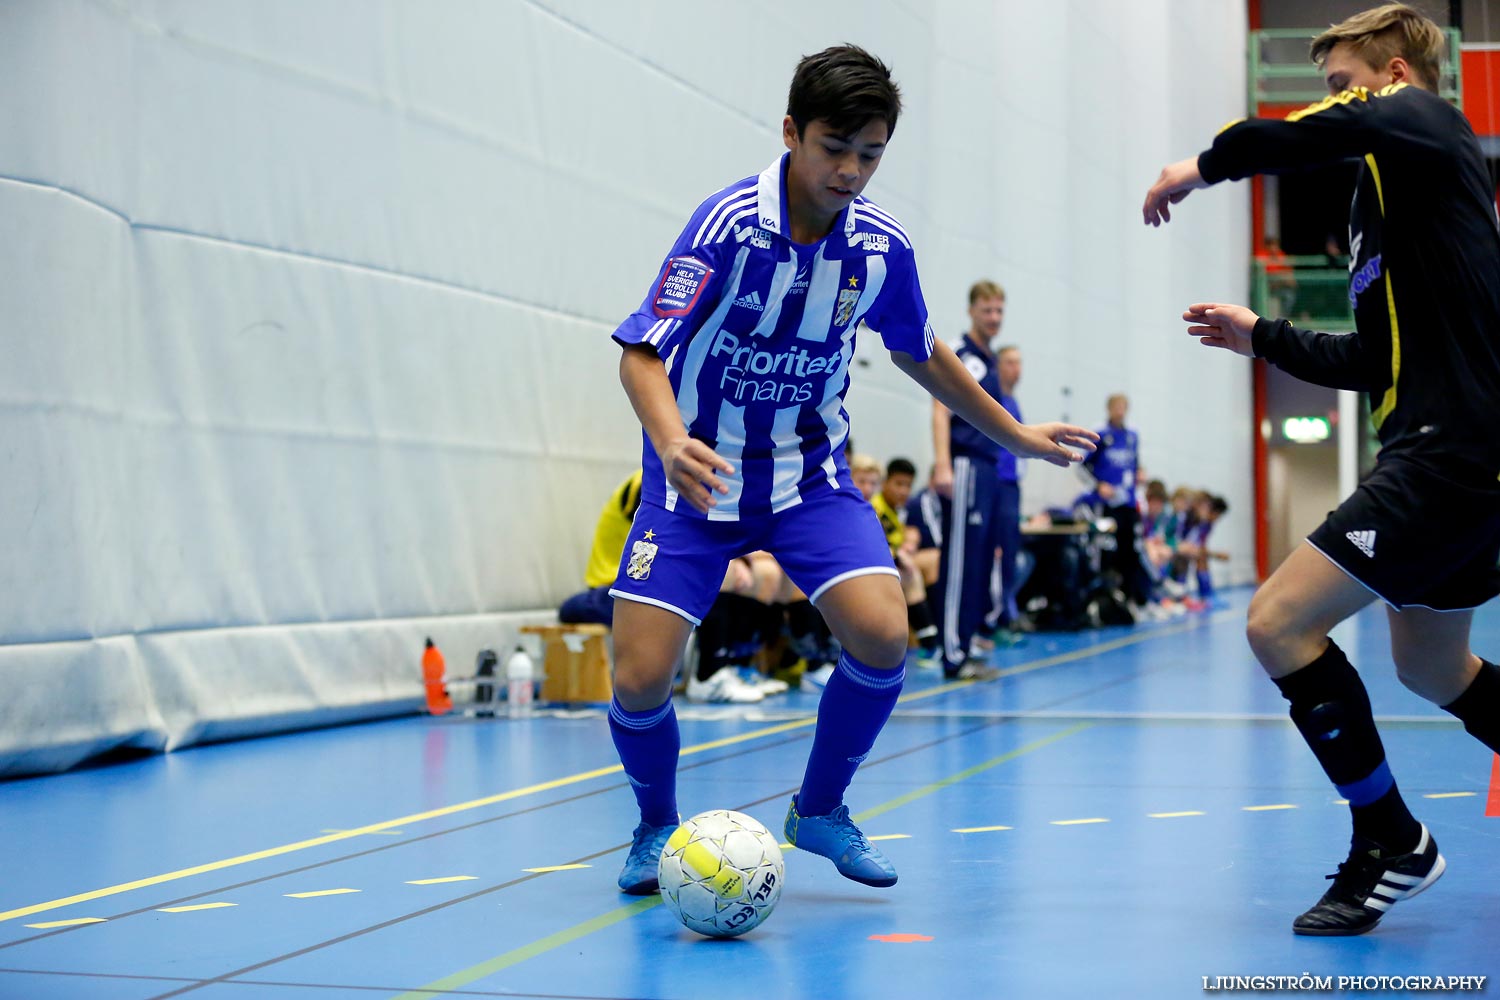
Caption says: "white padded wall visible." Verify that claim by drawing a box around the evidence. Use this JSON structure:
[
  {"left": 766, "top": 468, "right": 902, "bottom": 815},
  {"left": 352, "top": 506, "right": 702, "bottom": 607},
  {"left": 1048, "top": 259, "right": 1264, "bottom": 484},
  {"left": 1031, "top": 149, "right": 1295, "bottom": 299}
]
[{"left": 0, "top": 0, "right": 1252, "bottom": 775}]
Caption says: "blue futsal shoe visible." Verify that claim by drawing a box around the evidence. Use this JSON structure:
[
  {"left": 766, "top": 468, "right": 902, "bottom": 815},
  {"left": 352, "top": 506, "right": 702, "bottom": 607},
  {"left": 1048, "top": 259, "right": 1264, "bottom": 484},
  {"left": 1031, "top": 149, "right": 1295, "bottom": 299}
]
[
  {"left": 617, "top": 821, "right": 677, "bottom": 895},
  {"left": 783, "top": 798, "right": 898, "bottom": 887}
]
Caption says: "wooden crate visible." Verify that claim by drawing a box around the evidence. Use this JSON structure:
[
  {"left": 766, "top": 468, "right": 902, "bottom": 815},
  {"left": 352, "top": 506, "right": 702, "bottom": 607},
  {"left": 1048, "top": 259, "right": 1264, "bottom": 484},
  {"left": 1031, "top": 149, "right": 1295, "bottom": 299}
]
[{"left": 520, "top": 624, "right": 612, "bottom": 704}]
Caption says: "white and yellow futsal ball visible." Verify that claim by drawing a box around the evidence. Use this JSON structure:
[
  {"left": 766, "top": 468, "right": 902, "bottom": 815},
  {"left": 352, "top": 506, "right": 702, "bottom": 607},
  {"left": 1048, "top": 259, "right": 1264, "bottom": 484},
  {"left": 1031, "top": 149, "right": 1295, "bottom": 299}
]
[{"left": 658, "top": 809, "right": 784, "bottom": 937}]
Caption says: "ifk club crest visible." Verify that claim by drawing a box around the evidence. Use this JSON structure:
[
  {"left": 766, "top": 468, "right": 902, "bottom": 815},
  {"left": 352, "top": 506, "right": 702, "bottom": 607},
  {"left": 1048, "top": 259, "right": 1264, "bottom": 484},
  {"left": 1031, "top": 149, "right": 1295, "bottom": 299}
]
[
  {"left": 834, "top": 275, "right": 861, "bottom": 327},
  {"left": 626, "top": 529, "right": 659, "bottom": 581}
]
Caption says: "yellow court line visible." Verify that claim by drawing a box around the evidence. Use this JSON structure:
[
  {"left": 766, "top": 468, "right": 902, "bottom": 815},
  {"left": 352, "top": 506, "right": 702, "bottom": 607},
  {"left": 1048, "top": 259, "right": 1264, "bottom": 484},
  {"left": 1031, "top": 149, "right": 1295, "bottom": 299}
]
[
  {"left": 1149, "top": 811, "right": 1206, "bottom": 819},
  {"left": 1423, "top": 792, "right": 1476, "bottom": 799},
  {"left": 284, "top": 889, "right": 360, "bottom": 899},
  {"left": 1243, "top": 804, "right": 1297, "bottom": 812},
  {"left": 393, "top": 720, "right": 1094, "bottom": 999},
  {"left": 321, "top": 829, "right": 404, "bottom": 837},
  {"left": 521, "top": 865, "right": 591, "bottom": 874},
  {"left": 392, "top": 896, "right": 663, "bottom": 999},
  {"left": 1051, "top": 818, "right": 1109, "bottom": 826},
  {"left": 0, "top": 618, "right": 1209, "bottom": 926},
  {"left": 952, "top": 825, "right": 1012, "bottom": 834},
  {"left": 867, "top": 834, "right": 910, "bottom": 842},
  {"left": 24, "top": 917, "right": 106, "bottom": 929},
  {"left": 158, "top": 902, "right": 236, "bottom": 913},
  {"left": 406, "top": 876, "right": 478, "bottom": 885}
]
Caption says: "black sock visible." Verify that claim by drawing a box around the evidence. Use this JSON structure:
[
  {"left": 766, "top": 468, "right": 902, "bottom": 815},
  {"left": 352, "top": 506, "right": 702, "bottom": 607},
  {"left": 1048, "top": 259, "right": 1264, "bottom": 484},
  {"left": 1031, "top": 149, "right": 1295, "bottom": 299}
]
[
  {"left": 1272, "top": 639, "right": 1421, "bottom": 853},
  {"left": 719, "top": 593, "right": 766, "bottom": 659},
  {"left": 787, "top": 599, "right": 828, "bottom": 664},
  {"left": 1442, "top": 658, "right": 1500, "bottom": 754},
  {"left": 696, "top": 600, "right": 735, "bottom": 682},
  {"left": 907, "top": 600, "right": 938, "bottom": 651}
]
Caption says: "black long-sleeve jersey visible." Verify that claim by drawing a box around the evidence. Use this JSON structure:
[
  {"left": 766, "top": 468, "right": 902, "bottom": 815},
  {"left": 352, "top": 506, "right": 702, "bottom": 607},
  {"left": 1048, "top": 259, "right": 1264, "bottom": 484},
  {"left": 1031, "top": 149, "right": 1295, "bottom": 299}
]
[{"left": 1198, "top": 82, "right": 1500, "bottom": 484}]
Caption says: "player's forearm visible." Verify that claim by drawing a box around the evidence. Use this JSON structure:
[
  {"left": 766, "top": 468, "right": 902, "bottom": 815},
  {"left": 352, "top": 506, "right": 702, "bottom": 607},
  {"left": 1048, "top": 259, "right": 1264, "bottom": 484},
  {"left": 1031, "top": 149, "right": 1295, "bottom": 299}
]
[
  {"left": 1198, "top": 115, "right": 1375, "bottom": 184},
  {"left": 619, "top": 344, "right": 690, "bottom": 461},
  {"left": 896, "top": 342, "right": 1023, "bottom": 451},
  {"left": 1253, "top": 317, "right": 1377, "bottom": 391}
]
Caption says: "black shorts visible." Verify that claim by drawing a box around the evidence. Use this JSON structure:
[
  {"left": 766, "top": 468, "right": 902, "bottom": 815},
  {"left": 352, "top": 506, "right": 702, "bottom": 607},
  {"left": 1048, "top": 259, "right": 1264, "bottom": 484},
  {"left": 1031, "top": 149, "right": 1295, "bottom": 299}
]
[{"left": 1307, "top": 457, "right": 1500, "bottom": 611}]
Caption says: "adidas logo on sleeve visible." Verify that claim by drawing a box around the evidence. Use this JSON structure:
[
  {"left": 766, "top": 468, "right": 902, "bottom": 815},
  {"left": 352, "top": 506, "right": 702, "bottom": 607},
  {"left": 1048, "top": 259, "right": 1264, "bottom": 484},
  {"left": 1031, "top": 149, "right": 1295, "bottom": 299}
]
[{"left": 1346, "top": 529, "right": 1376, "bottom": 558}]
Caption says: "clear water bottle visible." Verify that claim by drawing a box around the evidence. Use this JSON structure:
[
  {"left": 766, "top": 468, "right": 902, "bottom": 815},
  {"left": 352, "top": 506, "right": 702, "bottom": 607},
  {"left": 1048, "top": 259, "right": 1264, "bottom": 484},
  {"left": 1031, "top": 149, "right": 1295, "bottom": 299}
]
[{"left": 506, "top": 645, "right": 534, "bottom": 718}]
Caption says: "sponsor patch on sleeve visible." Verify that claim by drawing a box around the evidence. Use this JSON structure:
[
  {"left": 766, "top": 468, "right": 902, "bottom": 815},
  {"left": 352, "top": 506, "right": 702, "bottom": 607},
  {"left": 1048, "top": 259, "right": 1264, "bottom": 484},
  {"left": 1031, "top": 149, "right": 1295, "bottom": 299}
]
[{"left": 653, "top": 256, "right": 713, "bottom": 318}]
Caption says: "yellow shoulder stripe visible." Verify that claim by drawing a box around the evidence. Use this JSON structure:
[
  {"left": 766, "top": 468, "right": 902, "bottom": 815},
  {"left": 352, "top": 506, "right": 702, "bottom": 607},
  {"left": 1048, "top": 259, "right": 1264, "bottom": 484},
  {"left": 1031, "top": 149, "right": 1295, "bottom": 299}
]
[
  {"left": 1376, "top": 81, "right": 1410, "bottom": 98},
  {"left": 1216, "top": 117, "right": 1246, "bottom": 136},
  {"left": 1286, "top": 86, "right": 1370, "bottom": 122}
]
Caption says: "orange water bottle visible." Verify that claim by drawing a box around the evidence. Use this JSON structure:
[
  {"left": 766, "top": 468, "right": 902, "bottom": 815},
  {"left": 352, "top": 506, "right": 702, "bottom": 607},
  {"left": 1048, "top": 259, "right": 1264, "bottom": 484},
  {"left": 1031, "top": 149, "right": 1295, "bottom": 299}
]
[{"left": 422, "top": 638, "right": 453, "bottom": 715}]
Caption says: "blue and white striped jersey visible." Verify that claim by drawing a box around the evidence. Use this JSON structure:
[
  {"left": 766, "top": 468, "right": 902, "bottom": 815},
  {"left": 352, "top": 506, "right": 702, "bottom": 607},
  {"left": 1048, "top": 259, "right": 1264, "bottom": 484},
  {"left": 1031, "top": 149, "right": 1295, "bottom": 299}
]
[{"left": 614, "top": 153, "right": 935, "bottom": 520}]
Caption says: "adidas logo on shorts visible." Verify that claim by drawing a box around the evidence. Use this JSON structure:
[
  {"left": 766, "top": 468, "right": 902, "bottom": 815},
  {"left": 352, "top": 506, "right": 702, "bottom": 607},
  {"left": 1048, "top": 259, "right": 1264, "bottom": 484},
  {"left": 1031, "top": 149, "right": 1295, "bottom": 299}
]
[{"left": 1346, "top": 529, "right": 1376, "bottom": 558}]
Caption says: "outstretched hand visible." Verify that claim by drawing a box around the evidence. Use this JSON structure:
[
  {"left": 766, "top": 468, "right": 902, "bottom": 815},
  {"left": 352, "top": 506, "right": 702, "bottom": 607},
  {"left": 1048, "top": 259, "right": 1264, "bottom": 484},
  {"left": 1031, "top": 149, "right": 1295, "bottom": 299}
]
[
  {"left": 1014, "top": 423, "right": 1099, "bottom": 468},
  {"left": 1143, "top": 157, "right": 1208, "bottom": 226},
  {"left": 1183, "top": 302, "right": 1259, "bottom": 358},
  {"left": 660, "top": 437, "right": 734, "bottom": 513}
]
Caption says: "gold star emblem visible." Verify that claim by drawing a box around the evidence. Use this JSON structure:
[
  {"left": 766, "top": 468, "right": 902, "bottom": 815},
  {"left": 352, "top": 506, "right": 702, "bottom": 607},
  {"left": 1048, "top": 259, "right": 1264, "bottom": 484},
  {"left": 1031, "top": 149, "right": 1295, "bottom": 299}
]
[
  {"left": 847, "top": 276, "right": 860, "bottom": 288},
  {"left": 643, "top": 529, "right": 656, "bottom": 541}
]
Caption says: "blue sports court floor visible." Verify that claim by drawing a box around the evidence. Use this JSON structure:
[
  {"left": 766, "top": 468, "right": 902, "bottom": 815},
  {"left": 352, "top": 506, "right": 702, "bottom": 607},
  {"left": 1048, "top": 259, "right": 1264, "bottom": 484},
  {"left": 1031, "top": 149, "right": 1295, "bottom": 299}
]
[{"left": 1, "top": 589, "right": 1495, "bottom": 999}]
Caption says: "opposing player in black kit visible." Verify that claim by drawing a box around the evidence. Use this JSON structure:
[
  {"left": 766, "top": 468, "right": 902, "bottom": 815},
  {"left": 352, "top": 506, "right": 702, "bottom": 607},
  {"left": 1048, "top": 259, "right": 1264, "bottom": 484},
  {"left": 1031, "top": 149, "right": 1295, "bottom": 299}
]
[{"left": 1144, "top": 3, "right": 1500, "bottom": 936}]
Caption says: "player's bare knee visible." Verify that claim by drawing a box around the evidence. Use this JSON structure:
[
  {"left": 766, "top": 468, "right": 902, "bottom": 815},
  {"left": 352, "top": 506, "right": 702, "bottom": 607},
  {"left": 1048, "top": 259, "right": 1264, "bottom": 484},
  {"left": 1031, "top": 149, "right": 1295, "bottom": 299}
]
[
  {"left": 610, "top": 646, "right": 676, "bottom": 708},
  {"left": 1245, "top": 592, "right": 1299, "bottom": 669},
  {"left": 842, "top": 620, "right": 909, "bottom": 670},
  {"left": 610, "top": 666, "right": 674, "bottom": 710},
  {"left": 873, "top": 627, "right": 913, "bottom": 669},
  {"left": 1244, "top": 594, "right": 1280, "bottom": 655}
]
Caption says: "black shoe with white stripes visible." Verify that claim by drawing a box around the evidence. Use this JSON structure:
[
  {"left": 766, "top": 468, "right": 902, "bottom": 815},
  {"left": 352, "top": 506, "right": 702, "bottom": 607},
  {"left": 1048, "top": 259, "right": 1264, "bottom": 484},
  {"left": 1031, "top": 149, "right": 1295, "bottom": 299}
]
[{"left": 1293, "top": 825, "right": 1446, "bottom": 936}]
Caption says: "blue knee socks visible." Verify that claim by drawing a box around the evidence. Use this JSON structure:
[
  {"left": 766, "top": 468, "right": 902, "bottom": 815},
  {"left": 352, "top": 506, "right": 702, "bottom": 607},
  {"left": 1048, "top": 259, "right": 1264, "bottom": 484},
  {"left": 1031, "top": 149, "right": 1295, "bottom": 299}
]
[
  {"left": 796, "top": 651, "right": 904, "bottom": 817},
  {"left": 608, "top": 697, "right": 680, "bottom": 827}
]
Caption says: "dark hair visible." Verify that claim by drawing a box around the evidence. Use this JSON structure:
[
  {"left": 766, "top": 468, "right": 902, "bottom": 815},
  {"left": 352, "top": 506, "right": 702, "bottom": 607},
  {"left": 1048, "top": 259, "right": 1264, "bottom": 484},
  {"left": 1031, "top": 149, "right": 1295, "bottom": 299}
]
[
  {"left": 1210, "top": 495, "right": 1230, "bottom": 516},
  {"left": 1145, "top": 479, "right": 1168, "bottom": 502},
  {"left": 787, "top": 45, "right": 902, "bottom": 139},
  {"left": 885, "top": 457, "right": 917, "bottom": 479}
]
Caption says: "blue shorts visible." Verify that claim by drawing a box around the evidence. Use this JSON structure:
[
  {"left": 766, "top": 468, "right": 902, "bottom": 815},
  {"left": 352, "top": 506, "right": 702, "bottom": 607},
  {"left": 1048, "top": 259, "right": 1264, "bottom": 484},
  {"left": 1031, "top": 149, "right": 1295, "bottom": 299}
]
[{"left": 609, "top": 489, "right": 898, "bottom": 625}]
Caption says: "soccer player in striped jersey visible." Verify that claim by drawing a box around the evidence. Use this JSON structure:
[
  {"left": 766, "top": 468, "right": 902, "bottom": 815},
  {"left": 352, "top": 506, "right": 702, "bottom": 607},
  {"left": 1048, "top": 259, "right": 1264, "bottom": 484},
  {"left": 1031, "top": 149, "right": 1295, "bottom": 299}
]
[
  {"left": 1145, "top": 3, "right": 1500, "bottom": 935},
  {"left": 607, "top": 45, "right": 1096, "bottom": 894}
]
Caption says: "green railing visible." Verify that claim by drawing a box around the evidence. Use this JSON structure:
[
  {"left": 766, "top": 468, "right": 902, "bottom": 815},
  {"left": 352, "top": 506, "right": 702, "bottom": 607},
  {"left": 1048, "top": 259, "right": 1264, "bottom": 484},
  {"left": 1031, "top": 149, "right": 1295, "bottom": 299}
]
[
  {"left": 1250, "top": 256, "right": 1354, "bottom": 330},
  {"left": 1250, "top": 27, "right": 1462, "bottom": 115}
]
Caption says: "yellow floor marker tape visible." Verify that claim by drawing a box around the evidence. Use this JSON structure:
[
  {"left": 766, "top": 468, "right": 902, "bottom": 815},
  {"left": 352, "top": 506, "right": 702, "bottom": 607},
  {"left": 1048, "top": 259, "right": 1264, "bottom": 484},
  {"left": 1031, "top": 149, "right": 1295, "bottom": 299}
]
[
  {"left": 405, "top": 877, "right": 478, "bottom": 885},
  {"left": 284, "top": 889, "right": 360, "bottom": 899},
  {"left": 521, "top": 865, "right": 592, "bottom": 874},
  {"left": 23, "top": 918, "right": 105, "bottom": 929},
  {"left": 158, "top": 902, "right": 236, "bottom": 913},
  {"left": 1051, "top": 818, "right": 1109, "bottom": 826},
  {"left": 952, "top": 825, "right": 1012, "bottom": 833},
  {"left": 393, "top": 722, "right": 1093, "bottom": 999},
  {"left": 1423, "top": 792, "right": 1476, "bottom": 799},
  {"left": 1149, "top": 811, "right": 1206, "bottom": 818},
  {"left": 1243, "top": 804, "right": 1298, "bottom": 812},
  {"left": 867, "top": 834, "right": 910, "bottom": 841}
]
